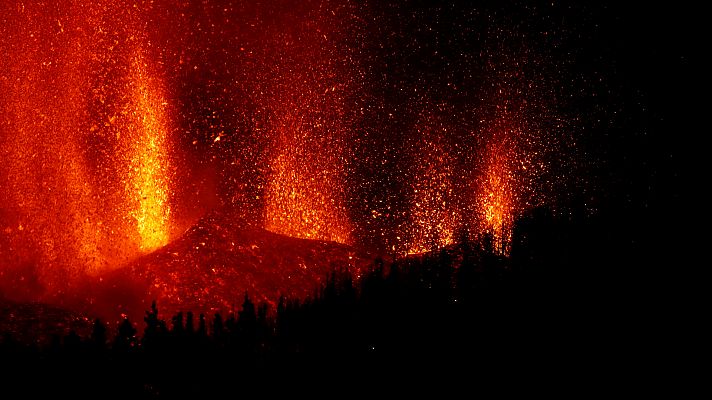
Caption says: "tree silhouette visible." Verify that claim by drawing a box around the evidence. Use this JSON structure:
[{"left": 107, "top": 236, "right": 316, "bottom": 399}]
[
  {"left": 90, "top": 318, "right": 107, "bottom": 350},
  {"left": 114, "top": 317, "right": 137, "bottom": 351}
]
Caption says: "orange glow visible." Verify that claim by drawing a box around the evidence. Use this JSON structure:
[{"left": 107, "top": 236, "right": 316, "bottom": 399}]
[
  {"left": 406, "top": 125, "right": 459, "bottom": 255},
  {"left": 0, "top": 1, "right": 104, "bottom": 278},
  {"left": 258, "top": 14, "right": 355, "bottom": 245},
  {"left": 479, "top": 139, "right": 515, "bottom": 255},
  {"left": 263, "top": 117, "right": 352, "bottom": 245},
  {"left": 121, "top": 52, "right": 173, "bottom": 251},
  {"left": 0, "top": 1, "right": 177, "bottom": 291},
  {"left": 0, "top": 0, "right": 576, "bottom": 322}
]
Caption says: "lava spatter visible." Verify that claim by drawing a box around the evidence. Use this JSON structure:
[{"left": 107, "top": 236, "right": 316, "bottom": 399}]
[
  {"left": 0, "top": 0, "right": 593, "bottom": 318},
  {"left": 121, "top": 51, "right": 174, "bottom": 252}
]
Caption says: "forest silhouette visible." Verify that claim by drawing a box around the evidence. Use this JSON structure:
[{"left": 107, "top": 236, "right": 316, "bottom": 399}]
[{"left": 1, "top": 205, "right": 654, "bottom": 395}]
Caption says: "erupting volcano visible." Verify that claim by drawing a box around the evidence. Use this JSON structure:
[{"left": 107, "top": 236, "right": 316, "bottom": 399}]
[
  {"left": 1, "top": 0, "right": 592, "bottom": 324},
  {"left": 121, "top": 51, "right": 174, "bottom": 252}
]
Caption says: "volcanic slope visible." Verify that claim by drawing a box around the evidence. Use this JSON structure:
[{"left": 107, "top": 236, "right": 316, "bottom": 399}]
[{"left": 89, "top": 210, "right": 373, "bottom": 320}]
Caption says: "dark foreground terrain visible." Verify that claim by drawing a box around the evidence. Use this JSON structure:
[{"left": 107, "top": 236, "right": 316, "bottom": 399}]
[{"left": 1, "top": 205, "right": 673, "bottom": 395}]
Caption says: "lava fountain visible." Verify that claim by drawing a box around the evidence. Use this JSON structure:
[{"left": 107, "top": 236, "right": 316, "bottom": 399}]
[
  {"left": 0, "top": 1, "right": 104, "bottom": 283},
  {"left": 477, "top": 133, "right": 517, "bottom": 255},
  {"left": 263, "top": 115, "right": 353, "bottom": 245},
  {"left": 0, "top": 0, "right": 588, "bottom": 317},
  {"left": 406, "top": 107, "right": 460, "bottom": 255},
  {"left": 257, "top": 4, "right": 358, "bottom": 245},
  {"left": 120, "top": 51, "right": 174, "bottom": 252},
  {"left": 0, "top": 1, "right": 178, "bottom": 298}
]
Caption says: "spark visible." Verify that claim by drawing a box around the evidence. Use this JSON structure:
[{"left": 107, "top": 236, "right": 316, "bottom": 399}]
[
  {"left": 122, "top": 51, "right": 173, "bottom": 252},
  {"left": 0, "top": 0, "right": 589, "bottom": 317}
]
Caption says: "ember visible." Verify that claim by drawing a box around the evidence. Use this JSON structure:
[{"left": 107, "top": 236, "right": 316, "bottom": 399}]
[{"left": 2, "top": 0, "right": 588, "bottom": 318}]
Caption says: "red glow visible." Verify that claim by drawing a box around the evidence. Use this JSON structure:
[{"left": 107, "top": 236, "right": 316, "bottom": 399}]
[
  {"left": 120, "top": 50, "right": 174, "bottom": 252},
  {"left": 406, "top": 110, "right": 459, "bottom": 255},
  {"left": 478, "top": 136, "right": 516, "bottom": 255},
  {"left": 1, "top": 1, "right": 577, "bottom": 320}
]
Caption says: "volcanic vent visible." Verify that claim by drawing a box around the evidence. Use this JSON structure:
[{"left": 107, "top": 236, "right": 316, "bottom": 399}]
[{"left": 81, "top": 209, "right": 373, "bottom": 321}]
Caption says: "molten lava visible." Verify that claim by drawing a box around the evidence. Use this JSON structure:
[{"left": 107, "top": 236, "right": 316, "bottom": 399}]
[
  {"left": 1, "top": 0, "right": 587, "bottom": 325},
  {"left": 478, "top": 137, "right": 516, "bottom": 255},
  {"left": 77, "top": 210, "right": 371, "bottom": 322},
  {"left": 406, "top": 112, "right": 460, "bottom": 255},
  {"left": 263, "top": 114, "right": 352, "bottom": 245},
  {"left": 258, "top": 5, "right": 356, "bottom": 245},
  {"left": 122, "top": 51, "right": 174, "bottom": 251},
  {"left": 0, "top": 1, "right": 181, "bottom": 292}
]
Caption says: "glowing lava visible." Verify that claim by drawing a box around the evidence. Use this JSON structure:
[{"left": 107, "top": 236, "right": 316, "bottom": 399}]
[
  {"left": 0, "top": 1, "right": 179, "bottom": 294},
  {"left": 85, "top": 210, "right": 371, "bottom": 321},
  {"left": 0, "top": 0, "right": 589, "bottom": 319},
  {"left": 0, "top": 0, "right": 104, "bottom": 280},
  {"left": 258, "top": 5, "right": 357, "bottom": 245},
  {"left": 122, "top": 51, "right": 173, "bottom": 251},
  {"left": 264, "top": 126, "right": 352, "bottom": 245},
  {"left": 406, "top": 111, "right": 460, "bottom": 255},
  {"left": 478, "top": 137, "right": 516, "bottom": 255}
]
